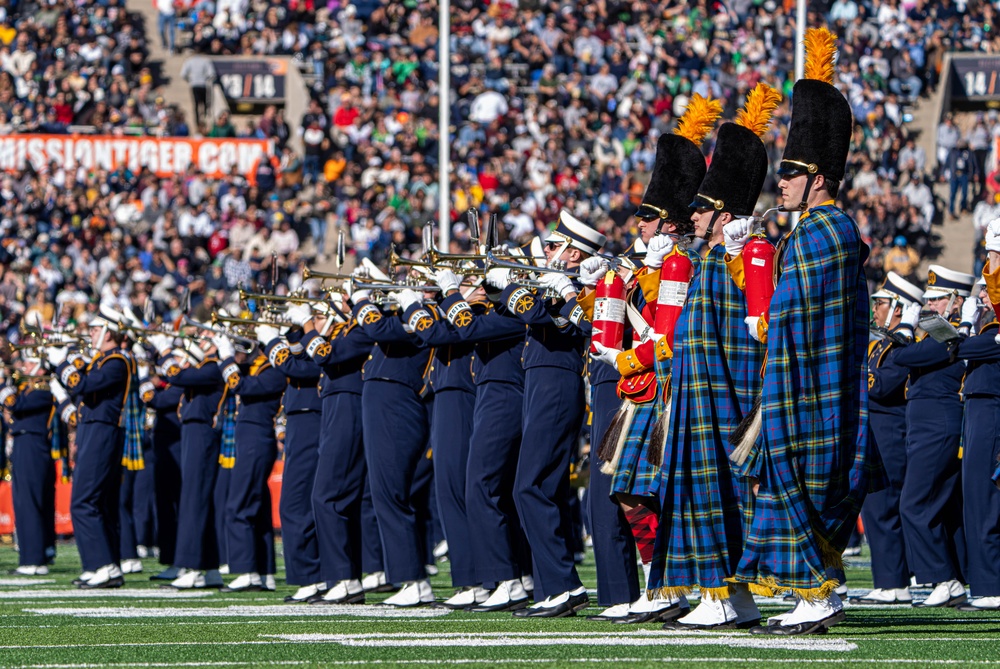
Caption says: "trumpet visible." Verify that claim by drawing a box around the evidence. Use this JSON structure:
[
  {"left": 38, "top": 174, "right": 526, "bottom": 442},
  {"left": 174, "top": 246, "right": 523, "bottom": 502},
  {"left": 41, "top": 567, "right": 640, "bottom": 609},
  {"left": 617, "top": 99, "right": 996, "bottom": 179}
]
[
  {"left": 7, "top": 340, "right": 71, "bottom": 353},
  {"left": 211, "top": 313, "right": 287, "bottom": 329},
  {"left": 350, "top": 276, "right": 441, "bottom": 293},
  {"left": 484, "top": 251, "right": 580, "bottom": 277},
  {"left": 182, "top": 316, "right": 257, "bottom": 349},
  {"left": 239, "top": 289, "right": 331, "bottom": 307},
  {"left": 302, "top": 267, "right": 354, "bottom": 282}
]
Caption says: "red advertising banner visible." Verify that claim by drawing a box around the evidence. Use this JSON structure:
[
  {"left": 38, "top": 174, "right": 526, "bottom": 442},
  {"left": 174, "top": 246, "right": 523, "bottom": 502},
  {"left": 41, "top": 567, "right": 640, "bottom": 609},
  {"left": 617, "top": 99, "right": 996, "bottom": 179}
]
[{"left": 0, "top": 135, "right": 273, "bottom": 179}]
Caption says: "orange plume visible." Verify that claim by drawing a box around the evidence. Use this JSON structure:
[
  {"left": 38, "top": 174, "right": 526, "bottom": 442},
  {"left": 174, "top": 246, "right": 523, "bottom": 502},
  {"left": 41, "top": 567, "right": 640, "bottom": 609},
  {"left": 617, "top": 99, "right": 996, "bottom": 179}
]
[
  {"left": 674, "top": 94, "right": 723, "bottom": 148},
  {"left": 804, "top": 27, "right": 838, "bottom": 84},
  {"left": 735, "top": 83, "right": 782, "bottom": 138}
]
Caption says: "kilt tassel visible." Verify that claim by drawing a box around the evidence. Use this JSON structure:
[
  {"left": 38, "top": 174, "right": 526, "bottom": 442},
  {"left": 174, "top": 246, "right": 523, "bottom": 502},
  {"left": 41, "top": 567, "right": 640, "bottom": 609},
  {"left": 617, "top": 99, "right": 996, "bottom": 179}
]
[
  {"left": 793, "top": 579, "right": 840, "bottom": 602},
  {"left": 598, "top": 401, "right": 636, "bottom": 475},
  {"left": 818, "top": 535, "right": 846, "bottom": 571},
  {"left": 646, "top": 380, "right": 673, "bottom": 469},
  {"left": 701, "top": 586, "right": 733, "bottom": 601},
  {"left": 734, "top": 576, "right": 840, "bottom": 601},
  {"left": 729, "top": 394, "right": 762, "bottom": 466},
  {"left": 646, "top": 585, "right": 693, "bottom": 601}
]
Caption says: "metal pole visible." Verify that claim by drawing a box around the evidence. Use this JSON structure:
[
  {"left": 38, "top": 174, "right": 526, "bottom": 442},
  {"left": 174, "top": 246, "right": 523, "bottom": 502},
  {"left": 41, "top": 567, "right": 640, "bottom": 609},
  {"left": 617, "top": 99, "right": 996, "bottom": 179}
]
[
  {"left": 791, "top": 0, "right": 806, "bottom": 228},
  {"left": 438, "top": 0, "right": 451, "bottom": 251}
]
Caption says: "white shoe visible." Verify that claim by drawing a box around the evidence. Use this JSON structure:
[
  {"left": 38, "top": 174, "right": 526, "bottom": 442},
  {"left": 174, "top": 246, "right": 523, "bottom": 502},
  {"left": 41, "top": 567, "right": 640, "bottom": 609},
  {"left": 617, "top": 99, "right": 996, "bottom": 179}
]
[
  {"left": 674, "top": 594, "right": 738, "bottom": 628},
  {"left": 288, "top": 584, "right": 320, "bottom": 602},
  {"left": 728, "top": 584, "right": 762, "bottom": 624},
  {"left": 321, "top": 579, "right": 365, "bottom": 603},
  {"left": 442, "top": 586, "right": 490, "bottom": 609},
  {"left": 853, "top": 587, "right": 912, "bottom": 604},
  {"left": 842, "top": 546, "right": 862, "bottom": 557},
  {"left": 781, "top": 593, "right": 844, "bottom": 626},
  {"left": 137, "top": 545, "right": 149, "bottom": 559},
  {"left": 425, "top": 563, "right": 439, "bottom": 576},
  {"left": 382, "top": 579, "right": 434, "bottom": 607},
  {"left": 121, "top": 559, "right": 144, "bottom": 574},
  {"left": 521, "top": 574, "right": 535, "bottom": 595},
  {"left": 628, "top": 593, "right": 681, "bottom": 614},
  {"left": 362, "top": 571, "right": 389, "bottom": 591},
  {"left": 474, "top": 579, "right": 529, "bottom": 611},
  {"left": 433, "top": 540, "right": 449, "bottom": 560},
  {"left": 834, "top": 584, "right": 848, "bottom": 597},
  {"left": 14, "top": 565, "right": 48, "bottom": 576},
  {"left": 219, "top": 564, "right": 230, "bottom": 575},
  {"left": 918, "top": 580, "right": 967, "bottom": 607},
  {"left": 171, "top": 570, "right": 205, "bottom": 589},
  {"left": 77, "top": 570, "right": 95, "bottom": 583},
  {"left": 225, "top": 572, "right": 263, "bottom": 591},
  {"left": 263, "top": 575, "right": 276, "bottom": 591},
  {"left": 84, "top": 564, "right": 124, "bottom": 587},
  {"left": 962, "top": 596, "right": 1000, "bottom": 610},
  {"left": 591, "top": 602, "right": 631, "bottom": 619}
]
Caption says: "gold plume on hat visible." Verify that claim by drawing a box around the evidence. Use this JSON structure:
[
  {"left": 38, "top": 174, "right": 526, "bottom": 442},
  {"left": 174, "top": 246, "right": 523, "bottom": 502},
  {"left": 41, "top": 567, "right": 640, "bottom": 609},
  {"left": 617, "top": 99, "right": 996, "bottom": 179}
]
[
  {"left": 735, "top": 83, "right": 782, "bottom": 138},
  {"left": 804, "top": 27, "right": 838, "bottom": 84},
  {"left": 674, "top": 93, "right": 723, "bottom": 148}
]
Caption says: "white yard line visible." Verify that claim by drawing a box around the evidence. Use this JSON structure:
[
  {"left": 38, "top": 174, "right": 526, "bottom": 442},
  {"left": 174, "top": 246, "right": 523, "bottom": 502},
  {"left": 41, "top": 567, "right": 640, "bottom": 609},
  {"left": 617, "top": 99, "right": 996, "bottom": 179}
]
[
  {"left": 23, "top": 605, "right": 452, "bottom": 618},
  {"left": 0, "top": 590, "right": 214, "bottom": 599}
]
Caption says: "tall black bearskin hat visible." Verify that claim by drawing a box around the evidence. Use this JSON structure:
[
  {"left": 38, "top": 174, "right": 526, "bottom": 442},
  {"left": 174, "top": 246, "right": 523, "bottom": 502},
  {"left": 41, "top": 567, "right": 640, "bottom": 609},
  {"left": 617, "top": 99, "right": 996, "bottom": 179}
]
[
  {"left": 692, "top": 83, "right": 781, "bottom": 217},
  {"left": 635, "top": 94, "right": 722, "bottom": 233},
  {"left": 778, "top": 27, "right": 853, "bottom": 182}
]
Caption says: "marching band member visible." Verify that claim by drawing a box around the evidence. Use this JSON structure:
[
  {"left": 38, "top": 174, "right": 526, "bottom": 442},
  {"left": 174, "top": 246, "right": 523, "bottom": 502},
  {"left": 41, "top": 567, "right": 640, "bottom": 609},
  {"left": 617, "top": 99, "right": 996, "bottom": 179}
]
[
  {"left": 651, "top": 86, "right": 779, "bottom": 630},
  {"left": 297, "top": 299, "right": 381, "bottom": 604},
  {"left": 3, "top": 358, "right": 56, "bottom": 576},
  {"left": 150, "top": 335, "right": 226, "bottom": 589},
  {"left": 890, "top": 264, "right": 974, "bottom": 608},
  {"left": 138, "top": 358, "right": 184, "bottom": 581},
  {"left": 51, "top": 307, "right": 131, "bottom": 588},
  {"left": 488, "top": 210, "right": 604, "bottom": 617},
  {"left": 853, "top": 272, "right": 924, "bottom": 605},
  {"left": 726, "top": 28, "right": 874, "bottom": 635},
  {"left": 215, "top": 327, "right": 288, "bottom": 592},
  {"left": 353, "top": 276, "right": 435, "bottom": 607},
  {"left": 259, "top": 310, "right": 325, "bottom": 602},
  {"left": 433, "top": 267, "right": 535, "bottom": 612}
]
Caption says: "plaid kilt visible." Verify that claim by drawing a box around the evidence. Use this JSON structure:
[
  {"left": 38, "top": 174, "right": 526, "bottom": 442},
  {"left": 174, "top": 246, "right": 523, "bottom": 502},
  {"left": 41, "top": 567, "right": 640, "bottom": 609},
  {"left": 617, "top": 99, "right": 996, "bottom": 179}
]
[
  {"left": 733, "top": 205, "right": 873, "bottom": 595},
  {"left": 646, "top": 246, "right": 763, "bottom": 594},
  {"left": 611, "top": 380, "right": 665, "bottom": 499}
]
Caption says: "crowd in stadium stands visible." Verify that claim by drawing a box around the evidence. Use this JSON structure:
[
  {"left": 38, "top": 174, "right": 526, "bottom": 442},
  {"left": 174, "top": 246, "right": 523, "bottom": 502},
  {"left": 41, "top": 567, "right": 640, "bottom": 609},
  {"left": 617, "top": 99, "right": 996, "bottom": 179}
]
[{"left": 0, "top": 0, "right": 995, "bottom": 339}]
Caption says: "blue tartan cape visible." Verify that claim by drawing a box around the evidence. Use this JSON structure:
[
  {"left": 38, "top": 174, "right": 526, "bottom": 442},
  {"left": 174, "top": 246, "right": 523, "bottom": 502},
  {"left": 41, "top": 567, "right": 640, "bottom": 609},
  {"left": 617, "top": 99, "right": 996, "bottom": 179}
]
[
  {"left": 733, "top": 204, "right": 873, "bottom": 596},
  {"left": 646, "top": 245, "right": 763, "bottom": 596},
  {"left": 121, "top": 352, "right": 145, "bottom": 471},
  {"left": 218, "top": 392, "right": 237, "bottom": 469}
]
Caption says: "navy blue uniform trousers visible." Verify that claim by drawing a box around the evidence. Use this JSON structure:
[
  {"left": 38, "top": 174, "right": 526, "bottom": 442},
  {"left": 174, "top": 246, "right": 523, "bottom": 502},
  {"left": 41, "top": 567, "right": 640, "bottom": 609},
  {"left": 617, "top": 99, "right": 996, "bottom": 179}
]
[
  {"left": 861, "top": 409, "right": 910, "bottom": 589},
  {"left": 133, "top": 442, "right": 157, "bottom": 549},
  {"left": 361, "top": 475, "right": 384, "bottom": 574},
  {"left": 362, "top": 379, "right": 429, "bottom": 583},
  {"left": 154, "top": 432, "right": 182, "bottom": 566},
  {"left": 963, "top": 396, "right": 1000, "bottom": 596},
  {"left": 281, "top": 410, "right": 321, "bottom": 585},
  {"left": 588, "top": 380, "right": 639, "bottom": 604},
  {"left": 119, "top": 469, "right": 140, "bottom": 560},
  {"left": 465, "top": 380, "right": 531, "bottom": 586},
  {"left": 71, "top": 422, "right": 124, "bottom": 571},
  {"left": 900, "top": 398, "right": 966, "bottom": 584},
  {"left": 313, "top": 392, "right": 366, "bottom": 583},
  {"left": 226, "top": 424, "right": 277, "bottom": 575},
  {"left": 11, "top": 434, "right": 55, "bottom": 566},
  {"left": 432, "top": 388, "right": 476, "bottom": 587},
  {"left": 175, "top": 423, "right": 221, "bottom": 570},
  {"left": 514, "top": 367, "right": 585, "bottom": 601}
]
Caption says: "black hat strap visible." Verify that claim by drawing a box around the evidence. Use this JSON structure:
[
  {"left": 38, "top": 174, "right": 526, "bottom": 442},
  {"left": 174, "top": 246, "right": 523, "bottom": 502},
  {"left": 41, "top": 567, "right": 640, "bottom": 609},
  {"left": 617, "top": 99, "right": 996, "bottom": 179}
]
[
  {"left": 704, "top": 211, "right": 722, "bottom": 241},
  {"left": 794, "top": 173, "right": 817, "bottom": 212}
]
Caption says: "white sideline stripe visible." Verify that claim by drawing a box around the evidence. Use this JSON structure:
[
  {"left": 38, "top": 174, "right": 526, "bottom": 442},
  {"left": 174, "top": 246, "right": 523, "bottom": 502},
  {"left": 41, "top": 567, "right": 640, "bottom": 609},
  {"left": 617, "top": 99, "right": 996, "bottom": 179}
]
[
  {"left": 0, "top": 590, "right": 214, "bottom": 599},
  {"left": 263, "top": 631, "right": 856, "bottom": 652},
  {"left": 24, "top": 605, "right": 451, "bottom": 618},
  {"left": 0, "top": 579, "right": 56, "bottom": 586},
  {"left": 17, "top": 660, "right": 1000, "bottom": 669}
]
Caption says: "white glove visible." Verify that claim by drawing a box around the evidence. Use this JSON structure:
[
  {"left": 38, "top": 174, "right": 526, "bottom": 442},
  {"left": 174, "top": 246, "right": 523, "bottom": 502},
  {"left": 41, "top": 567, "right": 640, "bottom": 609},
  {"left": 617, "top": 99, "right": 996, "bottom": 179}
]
[
  {"left": 212, "top": 335, "right": 235, "bottom": 359},
  {"left": 961, "top": 297, "right": 981, "bottom": 329},
  {"left": 255, "top": 324, "right": 281, "bottom": 346},
  {"left": 285, "top": 304, "right": 313, "bottom": 327},
  {"left": 900, "top": 302, "right": 922, "bottom": 329},
  {"left": 539, "top": 272, "right": 576, "bottom": 299},
  {"left": 137, "top": 363, "right": 150, "bottom": 381},
  {"left": 579, "top": 257, "right": 610, "bottom": 287},
  {"left": 745, "top": 316, "right": 762, "bottom": 342},
  {"left": 50, "top": 379, "right": 68, "bottom": 404},
  {"left": 590, "top": 341, "right": 621, "bottom": 368},
  {"left": 644, "top": 235, "right": 675, "bottom": 269},
  {"left": 724, "top": 218, "right": 755, "bottom": 257},
  {"left": 147, "top": 333, "right": 173, "bottom": 356},
  {"left": 986, "top": 217, "right": 1000, "bottom": 253},
  {"left": 485, "top": 268, "right": 511, "bottom": 290},
  {"left": 394, "top": 288, "right": 422, "bottom": 311},
  {"left": 350, "top": 288, "right": 372, "bottom": 303},
  {"left": 435, "top": 268, "right": 461, "bottom": 294},
  {"left": 45, "top": 347, "right": 68, "bottom": 367}
]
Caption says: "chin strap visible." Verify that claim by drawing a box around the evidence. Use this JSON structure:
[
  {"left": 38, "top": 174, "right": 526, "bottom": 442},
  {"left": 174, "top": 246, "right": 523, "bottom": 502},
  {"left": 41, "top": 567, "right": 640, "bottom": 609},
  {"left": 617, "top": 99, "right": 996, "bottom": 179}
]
[
  {"left": 704, "top": 212, "right": 722, "bottom": 242},
  {"left": 782, "top": 173, "right": 818, "bottom": 212}
]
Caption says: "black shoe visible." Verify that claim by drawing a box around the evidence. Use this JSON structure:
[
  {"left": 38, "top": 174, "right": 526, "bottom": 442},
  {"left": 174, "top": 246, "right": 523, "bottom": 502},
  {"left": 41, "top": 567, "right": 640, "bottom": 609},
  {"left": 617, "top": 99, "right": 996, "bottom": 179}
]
[
  {"left": 586, "top": 612, "right": 631, "bottom": 622},
  {"left": 311, "top": 591, "right": 366, "bottom": 605},
  {"left": 285, "top": 589, "right": 329, "bottom": 603},
  {"left": 471, "top": 597, "right": 530, "bottom": 613},
  {"left": 761, "top": 610, "right": 845, "bottom": 636},
  {"left": 79, "top": 576, "right": 125, "bottom": 590},
  {"left": 71, "top": 578, "right": 89, "bottom": 586},
  {"left": 514, "top": 592, "right": 588, "bottom": 618},
  {"left": 616, "top": 605, "right": 688, "bottom": 625},
  {"left": 220, "top": 584, "right": 264, "bottom": 593}
]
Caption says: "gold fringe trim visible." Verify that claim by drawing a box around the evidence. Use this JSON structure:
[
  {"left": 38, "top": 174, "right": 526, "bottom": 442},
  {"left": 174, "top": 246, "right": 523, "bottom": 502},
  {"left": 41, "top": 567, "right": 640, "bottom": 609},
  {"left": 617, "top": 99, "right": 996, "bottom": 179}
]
[
  {"left": 701, "top": 586, "right": 732, "bottom": 601},
  {"left": 646, "top": 585, "right": 693, "bottom": 601},
  {"left": 728, "top": 576, "right": 840, "bottom": 601},
  {"left": 673, "top": 94, "right": 723, "bottom": 148},
  {"left": 735, "top": 83, "right": 782, "bottom": 138},
  {"left": 792, "top": 579, "right": 840, "bottom": 602},
  {"left": 818, "top": 536, "right": 845, "bottom": 572},
  {"left": 804, "top": 27, "right": 837, "bottom": 84}
]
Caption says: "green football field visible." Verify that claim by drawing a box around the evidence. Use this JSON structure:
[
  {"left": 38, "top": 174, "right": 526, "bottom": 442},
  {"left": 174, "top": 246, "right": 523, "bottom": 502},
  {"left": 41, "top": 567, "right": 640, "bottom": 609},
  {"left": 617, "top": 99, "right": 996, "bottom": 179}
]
[{"left": 0, "top": 540, "right": 998, "bottom": 668}]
